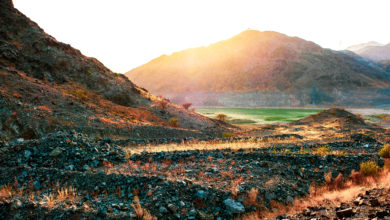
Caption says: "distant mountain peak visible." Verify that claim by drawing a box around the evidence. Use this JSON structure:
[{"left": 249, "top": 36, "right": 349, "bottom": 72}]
[{"left": 346, "top": 41, "right": 390, "bottom": 62}]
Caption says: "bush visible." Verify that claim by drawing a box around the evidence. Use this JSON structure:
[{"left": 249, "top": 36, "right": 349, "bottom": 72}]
[
  {"left": 216, "top": 113, "right": 227, "bottom": 122},
  {"left": 169, "top": 118, "right": 179, "bottom": 127},
  {"left": 379, "top": 144, "right": 390, "bottom": 158},
  {"left": 75, "top": 89, "right": 88, "bottom": 102},
  {"left": 182, "top": 103, "right": 192, "bottom": 110},
  {"left": 360, "top": 161, "right": 379, "bottom": 176},
  {"left": 222, "top": 132, "right": 234, "bottom": 138},
  {"left": 313, "top": 146, "right": 330, "bottom": 155}
]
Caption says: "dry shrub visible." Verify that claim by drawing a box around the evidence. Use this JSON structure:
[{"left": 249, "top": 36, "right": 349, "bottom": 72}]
[
  {"left": 379, "top": 144, "right": 390, "bottom": 158},
  {"left": 216, "top": 113, "right": 227, "bottom": 122},
  {"left": 313, "top": 146, "right": 330, "bottom": 155},
  {"left": 43, "top": 194, "right": 56, "bottom": 208},
  {"left": 57, "top": 186, "right": 76, "bottom": 201},
  {"left": 324, "top": 171, "right": 332, "bottom": 185},
  {"left": 230, "top": 182, "right": 240, "bottom": 198},
  {"left": 75, "top": 89, "right": 88, "bottom": 102},
  {"left": 360, "top": 161, "right": 379, "bottom": 176},
  {"left": 130, "top": 196, "right": 156, "bottom": 220},
  {"left": 222, "top": 132, "right": 234, "bottom": 138},
  {"left": 182, "top": 103, "right": 192, "bottom": 110},
  {"left": 351, "top": 170, "right": 364, "bottom": 184},
  {"left": 333, "top": 173, "right": 343, "bottom": 190},
  {"left": 12, "top": 92, "right": 22, "bottom": 99},
  {"left": 169, "top": 118, "right": 179, "bottom": 127},
  {"left": 245, "top": 188, "right": 259, "bottom": 206},
  {"left": 0, "top": 185, "right": 12, "bottom": 201}
]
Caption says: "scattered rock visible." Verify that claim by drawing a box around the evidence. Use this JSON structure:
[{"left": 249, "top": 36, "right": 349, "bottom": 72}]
[{"left": 224, "top": 199, "right": 245, "bottom": 214}]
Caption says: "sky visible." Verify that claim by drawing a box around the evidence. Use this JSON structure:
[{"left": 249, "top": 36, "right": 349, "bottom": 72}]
[{"left": 13, "top": 0, "right": 390, "bottom": 73}]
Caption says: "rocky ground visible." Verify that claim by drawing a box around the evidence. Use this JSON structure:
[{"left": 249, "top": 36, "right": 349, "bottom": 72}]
[
  {"left": 281, "top": 187, "right": 390, "bottom": 219},
  {"left": 0, "top": 126, "right": 387, "bottom": 219}
]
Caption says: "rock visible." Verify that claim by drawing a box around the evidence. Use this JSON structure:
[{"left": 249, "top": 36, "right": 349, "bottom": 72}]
[
  {"left": 49, "top": 147, "right": 62, "bottom": 157},
  {"left": 195, "top": 190, "right": 206, "bottom": 199},
  {"left": 223, "top": 198, "right": 245, "bottom": 214},
  {"left": 15, "top": 138, "right": 24, "bottom": 144},
  {"left": 197, "top": 210, "right": 213, "bottom": 220},
  {"left": 336, "top": 207, "right": 354, "bottom": 218},
  {"left": 188, "top": 209, "right": 197, "bottom": 216},
  {"left": 370, "top": 198, "right": 380, "bottom": 206},
  {"left": 83, "top": 165, "right": 91, "bottom": 171},
  {"left": 159, "top": 206, "right": 168, "bottom": 214},
  {"left": 178, "top": 201, "right": 185, "bottom": 207},
  {"left": 167, "top": 203, "right": 177, "bottom": 213},
  {"left": 24, "top": 150, "right": 32, "bottom": 159},
  {"left": 33, "top": 180, "right": 41, "bottom": 190},
  {"left": 11, "top": 199, "right": 22, "bottom": 210}
]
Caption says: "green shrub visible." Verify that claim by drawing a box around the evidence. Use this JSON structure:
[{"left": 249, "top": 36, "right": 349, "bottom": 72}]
[
  {"left": 360, "top": 161, "right": 379, "bottom": 176},
  {"left": 169, "top": 118, "right": 179, "bottom": 127},
  {"left": 379, "top": 144, "right": 390, "bottom": 158}
]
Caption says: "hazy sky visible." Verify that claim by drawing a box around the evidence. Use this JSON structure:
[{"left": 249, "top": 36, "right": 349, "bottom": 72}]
[{"left": 13, "top": 0, "right": 390, "bottom": 73}]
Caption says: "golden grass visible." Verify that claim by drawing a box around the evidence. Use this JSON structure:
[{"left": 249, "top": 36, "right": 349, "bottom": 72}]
[{"left": 123, "top": 138, "right": 305, "bottom": 156}]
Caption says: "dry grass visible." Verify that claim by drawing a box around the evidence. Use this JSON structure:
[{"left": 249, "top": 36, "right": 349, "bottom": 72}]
[
  {"left": 241, "top": 162, "right": 390, "bottom": 219},
  {"left": 123, "top": 138, "right": 303, "bottom": 156},
  {"left": 0, "top": 185, "right": 12, "bottom": 201},
  {"left": 131, "top": 196, "right": 156, "bottom": 220},
  {"left": 245, "top": 188, "right": 259, "bottom": 206}
]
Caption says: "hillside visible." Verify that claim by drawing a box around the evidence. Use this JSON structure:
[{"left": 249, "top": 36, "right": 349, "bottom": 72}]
[
  {"left": 0, "top": 0, "right": 232, "bottom": 141},
  {"left": 126, "top": 30, "right": 390, "bottom": 107},
  {"left": 347, "top": 42, "right": 390, "bottom": 62}
]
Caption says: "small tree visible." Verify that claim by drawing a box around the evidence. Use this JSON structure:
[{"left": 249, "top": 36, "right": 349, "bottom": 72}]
[
  {"left": 182, "top": 103, "right": 192, "bottom": 110},
  {"left": 216, "top": 113, "right": 227, "bottom": 122}
]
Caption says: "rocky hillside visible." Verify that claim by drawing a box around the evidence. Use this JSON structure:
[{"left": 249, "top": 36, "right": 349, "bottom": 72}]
[
  {"left": 126, "top": 30, "right": 390, "bottom": 107},
  {"left": 0, "top": 0, "right": 232, "bottom": 141},
  {"left": 347, "top": 42, "right": 390, "bottom": 62}
]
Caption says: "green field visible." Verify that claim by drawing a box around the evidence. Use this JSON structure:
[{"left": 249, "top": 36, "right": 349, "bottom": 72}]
[{"left": 196, "top": 107, "right": 322, "bottom": 124}]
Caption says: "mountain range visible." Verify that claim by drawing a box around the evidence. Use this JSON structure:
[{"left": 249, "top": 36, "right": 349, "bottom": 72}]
[
  {"left": 346, "top": 41, "right": 390, "bottom": 62},
  {"left": 126, "top": 30, "right": 390, "bottom": 107}
]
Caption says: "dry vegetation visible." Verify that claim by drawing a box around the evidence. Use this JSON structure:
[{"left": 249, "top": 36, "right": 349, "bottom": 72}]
[{"left": 241, "top": 159, "right": 390, "bottom": 219}]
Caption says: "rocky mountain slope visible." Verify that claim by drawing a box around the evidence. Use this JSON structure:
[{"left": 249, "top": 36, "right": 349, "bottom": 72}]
[
  {"left": 0, "top": 0, "right": 232, "bottom": 141},
  {"left": 126, "top": 30, "right": 390, "bottom": 107},
  {"left": 347, "top": 41, "right": 390, "bottom": 62}
]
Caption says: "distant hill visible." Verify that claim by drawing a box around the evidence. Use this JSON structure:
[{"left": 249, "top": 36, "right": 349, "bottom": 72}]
[
  {"left": 126, "top": 30, "right": 390, "bottom": 107},
  {"left": 346, "top": 42, "right": 390, "bottom": 62},
  {"left": 345, "top": 41, "right": 384, "bottom": 54},
  {"left": 0, "top": 0, "right": 230, "bottom": 141}
]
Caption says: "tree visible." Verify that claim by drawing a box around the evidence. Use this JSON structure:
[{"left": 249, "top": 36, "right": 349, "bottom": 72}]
[
  {"left": 216, "top": 113, "right": 227, "bottom": 122},
  {"left": 182, "top": 103, "right": 192, "bottom": 110}
]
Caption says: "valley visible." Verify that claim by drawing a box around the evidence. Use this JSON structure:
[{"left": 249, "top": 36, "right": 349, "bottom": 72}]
[{"left": 2, "top": 0, "right": 390, "bottom": 219}]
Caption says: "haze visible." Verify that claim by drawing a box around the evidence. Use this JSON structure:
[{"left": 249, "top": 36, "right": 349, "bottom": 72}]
[{"left": 13, "top": 0, "right": 390, "bottom": 73}]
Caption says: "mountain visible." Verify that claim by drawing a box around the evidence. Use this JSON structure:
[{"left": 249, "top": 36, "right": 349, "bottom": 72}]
[
  {"left": 0, "top": 0, "right": 231, "bottom": 141},
  {"left": 346, "top": 42, "right": 390, "bottom": 62},
  {"left": 345, "top": 41, "right": 384, "bottom": 54},
  {"left": 126, "top": 30, "right": 390, "bottom": 107}
]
